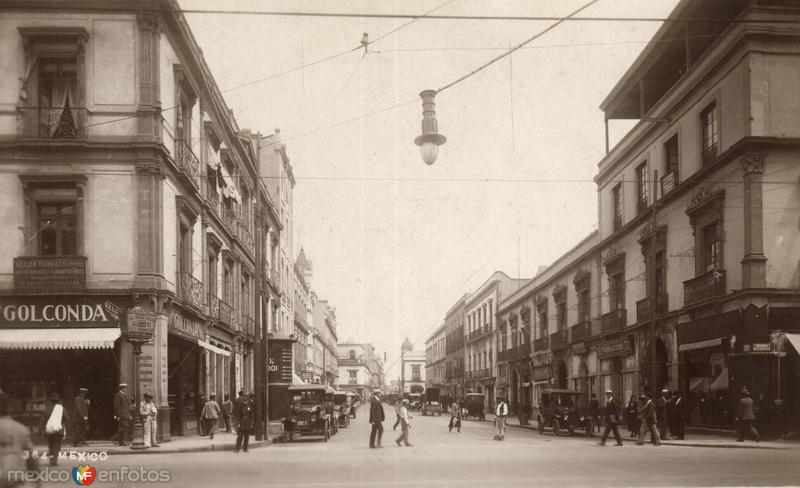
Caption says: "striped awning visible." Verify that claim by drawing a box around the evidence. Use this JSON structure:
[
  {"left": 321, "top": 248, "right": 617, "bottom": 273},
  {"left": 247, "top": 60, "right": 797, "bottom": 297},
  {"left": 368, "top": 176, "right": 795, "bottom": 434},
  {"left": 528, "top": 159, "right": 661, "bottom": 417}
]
[{"left": 0, "top": 328, "right": 120, "bottom": 350}]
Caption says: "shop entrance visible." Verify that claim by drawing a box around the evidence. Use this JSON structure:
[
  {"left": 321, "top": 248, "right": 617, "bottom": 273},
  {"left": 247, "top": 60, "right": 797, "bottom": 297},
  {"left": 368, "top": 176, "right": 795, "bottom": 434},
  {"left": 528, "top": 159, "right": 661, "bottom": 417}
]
[
  {"left": 557, "top": 361, "right": 568, "bottom": 389},
  {"left": 168, "top": 334, "right": 201, "bottom": 437},
  {"left": 0, "top": 348, "right": 118, "bottom": 439},
  {"left": 781, "top": 337, "right": 800, "bottom": 435}
]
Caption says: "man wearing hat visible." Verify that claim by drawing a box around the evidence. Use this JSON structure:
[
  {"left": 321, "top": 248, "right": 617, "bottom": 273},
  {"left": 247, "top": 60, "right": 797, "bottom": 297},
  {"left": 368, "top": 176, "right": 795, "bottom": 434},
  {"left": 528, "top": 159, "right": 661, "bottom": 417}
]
[
  {"left": 140, "top": 392, "right": 159, "bottom": 448},
  {"left": 494, "top": 396, "right": 508, "bottom": 441},
  {"left": 736, "top": 387, "right": 760, "bottom": 442},
  {"left": 395, "top": 398, "right": 412, "bottom": 447},
  {"left": 599, "top": 390, "right": 623, "bottom": 446},
  {"left": 656, "top": 388, "right": 670, "bottom": 440},
  {"left": 368, "top": 390, "right": 385, "bottom": 448},
  {"left": 72, "top": 387, "right": 90, "bottom": 446},
  {"left": 637, "top": 393, "right": 661, "bottom": 446},
  {"left": 40, "top": 392, "right": 68, "bottom": 466},
  {"left": 113, "top": 383, "right": 132, "bottom": 446}
]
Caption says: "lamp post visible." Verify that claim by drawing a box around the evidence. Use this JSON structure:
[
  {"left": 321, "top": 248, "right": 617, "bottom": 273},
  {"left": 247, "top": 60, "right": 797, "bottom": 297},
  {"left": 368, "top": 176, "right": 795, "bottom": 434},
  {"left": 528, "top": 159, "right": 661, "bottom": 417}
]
[
  {"left": 414, "top": 90, "right": 447, "bottom": 165},
  {"left": 122, "top": 304, "right": 156, "bottom": 451}
]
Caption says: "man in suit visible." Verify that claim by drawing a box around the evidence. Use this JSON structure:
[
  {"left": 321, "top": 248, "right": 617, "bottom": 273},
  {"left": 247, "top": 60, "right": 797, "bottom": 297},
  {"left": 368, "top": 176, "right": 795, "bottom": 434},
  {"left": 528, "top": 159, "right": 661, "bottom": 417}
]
[
  {"left": 736, "top": 387, "right": 760, "bottom": 442},
  {"left": 589, "top": 394, "right": 600, "bottom": 433},
  {"left": 637, "top": 393, "right": 661, "bottom": 446},
  {"left": 671, "top": 391, "right": 687, "bottom": 440},
  {"left": 233, "top": 393, "right": 253, "bottom": 453},
  {"left": 72, "top": 387, "right": 90, "bottom": 446},
  {"left": 599, "top": 389, "right": 623, "bottom": 446},
  {"left": 656, "top": 389, "right": 670, "bottom": 439},
  {"left": 113, "top": 383, "right": 132, "bottom": 446},
  {"left": 368, "top": 390, "right": 385, "bottom": 448}
]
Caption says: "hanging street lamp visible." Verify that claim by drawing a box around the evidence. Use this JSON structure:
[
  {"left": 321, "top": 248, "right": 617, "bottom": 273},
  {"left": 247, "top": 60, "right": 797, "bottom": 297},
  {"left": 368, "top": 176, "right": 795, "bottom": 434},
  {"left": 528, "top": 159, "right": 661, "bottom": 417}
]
[{"left": 414, "top": 90, "right": 447, "bottom": 165}]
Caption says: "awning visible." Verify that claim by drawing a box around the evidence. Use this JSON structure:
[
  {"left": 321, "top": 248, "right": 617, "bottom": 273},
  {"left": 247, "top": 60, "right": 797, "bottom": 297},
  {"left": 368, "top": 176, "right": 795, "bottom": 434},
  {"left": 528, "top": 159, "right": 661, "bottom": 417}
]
[
  {"left": 0, "top": 328, "right": 120, "bottom": 350},
  {"left": 785, "top": 334, "right": 800, "bottom": 354},
  {"left": 678, "top": 337, "right": 724, "bottom": 352},
  {"left": 198, "top": 339, "right": 231, "bottom": 357}
]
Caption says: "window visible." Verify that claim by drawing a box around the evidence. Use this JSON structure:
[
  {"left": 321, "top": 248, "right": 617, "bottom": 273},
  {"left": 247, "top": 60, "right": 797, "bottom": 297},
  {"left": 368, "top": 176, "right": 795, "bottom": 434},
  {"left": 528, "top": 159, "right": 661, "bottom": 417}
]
[
  {"left": 609, "top": 272, "right": 625, "bottom": 312},
  {"left": 537, "top": 304, "right": 548, "bottom": 339},
  {"left": 38, "top": 57, "right": 81, "bottom": 138},
  {"left": 636, "top": 162, "right": 649, "bottom": 214},
  {"left": 412, "top": 365, "right": 421, "bottom": 381},
  {"left": 612, "top": 184, "right": 623, "bottom": 231},
  {"left": 701, "top": 101, "right": 718, "bottom": 165},
  {"left": 241, "top": 272, "right": 251, "bottom": 316},
  {"left": 578, "top": 289, "right": 590, "bottom": 321},
  {"left": 349, "top": 350, "right": 356, "bottom": 360},
  {"left": 556, "top": 299, "right": 567, "bottom": 331},
  {"left": 178, "top": 222, "right": 192, "bottom": 275},
  {"left": 348, "top": 370, "right": 357, "bottom": 384},
  {"left": 702, "top": 223, "right": 721, "bottom": 272},
  {"left": 501, "top": 331, "right": 507, "bottom": 351},
  {"left": 207, "top": 243, "right": 219, "bottom": 296},
  {"left": 664, "top": 134, "right": 679, "bottom": 179},
  {"left": 37, "top": 203, "right": 77, "bottom": 256},
  {"left": 223, "top": 259, "right": 234, "bottom": 303}
]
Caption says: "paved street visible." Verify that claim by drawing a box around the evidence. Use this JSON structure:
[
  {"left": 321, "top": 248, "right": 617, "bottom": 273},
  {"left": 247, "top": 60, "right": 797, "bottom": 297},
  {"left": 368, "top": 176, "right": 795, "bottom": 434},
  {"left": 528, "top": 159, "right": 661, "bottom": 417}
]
[{"left": 36, "top": 405, "right": 800, "bottom": 487}]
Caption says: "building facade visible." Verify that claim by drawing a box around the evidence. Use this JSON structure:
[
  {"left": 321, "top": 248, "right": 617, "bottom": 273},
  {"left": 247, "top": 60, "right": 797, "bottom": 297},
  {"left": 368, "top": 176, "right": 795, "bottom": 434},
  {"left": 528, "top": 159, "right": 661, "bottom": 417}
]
[
  {"left": 401, "top": 350, "right": 426, "bottom": 394},
  {"left": 425, "top": 323, "right": 447, "bottom": 392},
  {"left": 312, "top": 295, "right": 339, "bottom": 386},
  {"left": 465, "top": 272, "right": 526, "bottom": 411},
  {"left": 337, "top": 343, "right": 383, "bottom": 398},
  {"left": 444, "top": 295, "right": 467, "bottom": 399},
  {"left": 0, "top": 0, "right": 282, "bottom": 440}
]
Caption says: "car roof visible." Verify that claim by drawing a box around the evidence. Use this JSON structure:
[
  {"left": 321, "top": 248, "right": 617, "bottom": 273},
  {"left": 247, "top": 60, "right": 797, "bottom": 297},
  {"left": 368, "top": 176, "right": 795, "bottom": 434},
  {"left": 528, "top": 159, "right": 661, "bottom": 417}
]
[
  {"left": 288, "top": 384, "right": 327, "bottom": 391},
  {"left": 541, "top": 389, "right": 581, "bottom": 395},
  {"left": 333, "top": 391, "right": 348, "bottom": 395}
]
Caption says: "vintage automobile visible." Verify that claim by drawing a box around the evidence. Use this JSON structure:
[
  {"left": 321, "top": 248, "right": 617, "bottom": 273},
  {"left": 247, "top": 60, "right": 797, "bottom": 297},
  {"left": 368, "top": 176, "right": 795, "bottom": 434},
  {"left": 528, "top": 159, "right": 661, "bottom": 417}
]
[
  {"left": 535, "top": 388, "right": 595, "bottom": 437},
  {"left": 408, "top": 393, "right": 422, "bottom": 412},
  {"left": 324, "top": 386, "right": 338, "bottom": 435},
  {"left": 462, "top": 393, "right": 486, "bottom": 420},
  {"left": 421, "top": 388, "right": 442, "bottom": 416},
  {"left": 281, "top": 384, "right": 333, "bottom": 442},
  {"left": 333, "top": 391, "right": 351, "bottom": 428},
  {"left": 347, "top": 391, "right": 357, "bottom": 418}
]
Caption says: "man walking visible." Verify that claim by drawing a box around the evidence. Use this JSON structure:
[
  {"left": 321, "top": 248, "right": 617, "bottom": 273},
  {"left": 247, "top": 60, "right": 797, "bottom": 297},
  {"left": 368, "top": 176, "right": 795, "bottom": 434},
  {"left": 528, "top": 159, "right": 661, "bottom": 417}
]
[
  {"left": 395, "top": 399, "right": 412, "bottom": 447},
  {"left": 233, "top": 393, "right": 253, "bottom": 453},
  {"left": 392, "top": 398, "right": 402, "bottom": 431},
  {"left": 369, "top": 390, "right": 385, "bottom": 448},
  {"left": 222, "top": 394, "right": 233, "bottom": 433},
  {"left": 0, "top": 388, "right": 38, "bottom": 482},
  {"left": 656, "top": 389, "right": 670, "bottom": 440},
  {"left": 448, "top": 399, "right": 461, "bottom": 433},
  {"left": 589, "top": 394, "right": 600, "bottom": 433},
  {"left": 671, "top": 391, "right": 687, "bottom": 440},
  {"left": 72, "top": 387, "right": 90, "bottom": 446},
  {"left": 140, "top": 392, "right": 159, "bottom": 448},
  {"left": 113, "top": 383, "right": 131, "bottom": 446},
  {"left": 599, "top": 390, "right": 623, "bottom": 446},
  {"left": 201, "top": 394, "right": 221, "bottom": 440},
  {"left": 736, "top": 387, "right": 760, "bottom": 442},
  {"left": 637, "top": 394, "right": 661, "bottom": 446},
  {"left": 494, "top": 396, "right": 508, "bottom": 441}
]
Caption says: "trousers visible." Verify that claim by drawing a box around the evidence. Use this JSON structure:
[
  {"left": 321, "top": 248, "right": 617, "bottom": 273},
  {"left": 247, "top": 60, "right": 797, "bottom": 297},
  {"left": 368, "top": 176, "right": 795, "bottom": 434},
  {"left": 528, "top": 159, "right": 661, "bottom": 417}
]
[
  {"left": 116, "top": 417, "right": 131, "bottom": 445},
  {"left": 143, "top": 417, "right": 157, "bottom": 447},
  {"left": 396, "top": 422, "right": 410, "bottom": 446},
  {"left": 235, "top": 429, "right": 250, "bottom": 452},
  {"left": 639, "top": 421, "right": 661, "bottom": 445},
  {"left": 737, "top": 420, "right": 760, "bottom": 442},
  {"left": 369, "top": 422, "right": 383, "bottom": 447},
  {"left": 495, "top": 416, "right": 506, "bottom": 437},
  {"left": 601, "top": 421, "right": 622, "bottom": 445}
]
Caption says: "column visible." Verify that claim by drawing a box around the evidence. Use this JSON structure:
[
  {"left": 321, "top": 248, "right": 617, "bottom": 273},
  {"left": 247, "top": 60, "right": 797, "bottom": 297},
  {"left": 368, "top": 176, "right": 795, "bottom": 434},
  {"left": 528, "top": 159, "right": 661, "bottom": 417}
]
[
  {"left": 136, "top": 13, "right": 163, "bottom": 142},
  {"left": 741, "top": 152, "right": 767, "bottom": 288}
]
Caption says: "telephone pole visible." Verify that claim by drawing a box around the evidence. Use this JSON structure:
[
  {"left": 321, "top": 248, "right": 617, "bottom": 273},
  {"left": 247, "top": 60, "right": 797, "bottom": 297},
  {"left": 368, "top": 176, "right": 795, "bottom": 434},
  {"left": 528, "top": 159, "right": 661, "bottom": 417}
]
[{"left": 254, "top": 142, "right": 264, "bottom": 441}]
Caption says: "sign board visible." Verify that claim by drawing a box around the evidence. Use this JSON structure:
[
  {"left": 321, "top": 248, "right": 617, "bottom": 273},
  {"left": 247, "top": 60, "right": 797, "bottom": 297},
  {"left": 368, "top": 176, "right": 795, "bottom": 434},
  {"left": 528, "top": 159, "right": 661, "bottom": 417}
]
[
  {"left": 532, "top": 364, "right": 552, "bottom": 381},
  {"left": 124, "top": 305, "right": 155, "bottom": 341},
  {"left": 597, "top": 337, "right": 634, "bottom": 359},
  {"left": 167, "top": 310, "right": 206, "bottom": 341},
  {"left": 14, "top": 256, "right": 86, "bottom": 293},
  {"left": 268, "top": 338, "right": 294, "bottom": 384},
  {"left": 0, "top": 296, "right": 127, "bottom": 329},
  {"left": 751, "top": 343, "right": 770, "bottom": 353}
]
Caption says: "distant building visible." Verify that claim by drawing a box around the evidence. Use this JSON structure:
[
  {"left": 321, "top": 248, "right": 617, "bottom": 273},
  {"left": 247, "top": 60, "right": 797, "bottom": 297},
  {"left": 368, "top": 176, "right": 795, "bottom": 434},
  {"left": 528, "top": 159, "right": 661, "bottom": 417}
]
[
  {"left": 337, "top": 343, "right": 383, "bottom": 398},
  {"left": 402, "top": 349, "right": 426, "bottom": 394},
  {"left": 312, "top": 295, "right": 338, "bottom": 386},
  {"left": 425, "top": 324, "right": 446, "bottom": 391}
]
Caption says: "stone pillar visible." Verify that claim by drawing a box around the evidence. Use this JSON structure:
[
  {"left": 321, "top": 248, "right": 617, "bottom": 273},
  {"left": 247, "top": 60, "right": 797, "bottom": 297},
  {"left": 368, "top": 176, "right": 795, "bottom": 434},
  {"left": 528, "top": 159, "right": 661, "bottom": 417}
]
[
  {"left": 741, "top": 152, "right": 767, "bottom": 288},
  {"left": 154, "top": 308, "right": 170, "bottom": 442},
  {"left": 136, "top": 13, "right": 163, "bottom": 142},
  {"left": 134, "top": 163, "right": 165, "bottom": 287}
]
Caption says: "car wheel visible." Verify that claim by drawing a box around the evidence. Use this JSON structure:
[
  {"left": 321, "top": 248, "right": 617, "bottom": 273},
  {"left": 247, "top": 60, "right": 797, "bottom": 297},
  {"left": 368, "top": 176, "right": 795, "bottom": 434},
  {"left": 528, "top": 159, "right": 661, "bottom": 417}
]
[
  {"left": 537, "top": 418, "right": 544, "bottom": 434},
  {"left": 553, "top": 419, "right": 560, "bottom": 437}
]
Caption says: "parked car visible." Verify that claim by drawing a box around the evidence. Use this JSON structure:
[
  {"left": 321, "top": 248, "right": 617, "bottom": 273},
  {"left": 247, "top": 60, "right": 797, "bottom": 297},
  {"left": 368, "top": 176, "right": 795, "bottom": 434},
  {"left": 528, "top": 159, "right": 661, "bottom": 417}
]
[
  {"left": 332, "top": 391, "right": 351, "bottom": 428},
  {"left": 534, "top": 388, "right": 594, "bottom": 437},
  {"left": 281, "top": 384, "right": 333, "bottom": 442},
  {"left": 324, "top": 386, "right": 338, "bottom": 435},
  {"left": 462, "top": 393, "right": 486, "bottom": 420},
  {"left": 408, "top": 393, "right": 422, "bottom": 412}
]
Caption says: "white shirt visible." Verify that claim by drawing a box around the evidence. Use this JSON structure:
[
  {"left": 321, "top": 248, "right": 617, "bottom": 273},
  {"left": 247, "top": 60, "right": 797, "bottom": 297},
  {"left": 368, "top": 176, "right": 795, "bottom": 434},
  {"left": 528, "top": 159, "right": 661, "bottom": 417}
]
[{"left": 495, "top": 402, "right": 508, "bottom": 417}]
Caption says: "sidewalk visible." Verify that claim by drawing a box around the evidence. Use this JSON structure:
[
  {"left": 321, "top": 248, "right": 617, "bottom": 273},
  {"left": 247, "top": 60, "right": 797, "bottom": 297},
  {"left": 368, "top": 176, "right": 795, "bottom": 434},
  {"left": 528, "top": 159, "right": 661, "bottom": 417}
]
[
  {"left": 478, "top": 413, "right": 795, "bottom": 450},
  {"left": 34, "top": 431, "right": 269, "bottom": 457}
]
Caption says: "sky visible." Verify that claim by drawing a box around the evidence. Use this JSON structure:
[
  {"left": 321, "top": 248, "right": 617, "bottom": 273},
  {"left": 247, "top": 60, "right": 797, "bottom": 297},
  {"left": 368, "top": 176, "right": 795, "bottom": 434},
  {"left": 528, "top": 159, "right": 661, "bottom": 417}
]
[{"left": 182, "top": 0, "right": 681, "bottom": 381}]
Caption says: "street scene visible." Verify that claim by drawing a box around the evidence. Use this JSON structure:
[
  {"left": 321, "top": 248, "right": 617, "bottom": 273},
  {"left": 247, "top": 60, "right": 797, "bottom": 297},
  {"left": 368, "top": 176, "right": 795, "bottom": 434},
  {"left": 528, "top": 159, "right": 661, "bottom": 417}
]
[{"left": 2, "top": 0, "right": 800, "bottom": 486}]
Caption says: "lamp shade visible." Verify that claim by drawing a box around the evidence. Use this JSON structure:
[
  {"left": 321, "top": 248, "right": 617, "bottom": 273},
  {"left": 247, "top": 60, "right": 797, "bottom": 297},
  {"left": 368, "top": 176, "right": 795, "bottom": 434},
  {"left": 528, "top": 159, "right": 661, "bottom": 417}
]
[{"left": 420, "top": 141, "right": 439, "bottom": 165}]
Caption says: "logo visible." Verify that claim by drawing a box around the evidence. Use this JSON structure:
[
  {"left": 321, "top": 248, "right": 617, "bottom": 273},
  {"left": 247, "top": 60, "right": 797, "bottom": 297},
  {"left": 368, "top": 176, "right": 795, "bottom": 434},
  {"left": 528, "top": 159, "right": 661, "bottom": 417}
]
[{"left": 72, "top": 465, "right": 96, "bottom": 485}]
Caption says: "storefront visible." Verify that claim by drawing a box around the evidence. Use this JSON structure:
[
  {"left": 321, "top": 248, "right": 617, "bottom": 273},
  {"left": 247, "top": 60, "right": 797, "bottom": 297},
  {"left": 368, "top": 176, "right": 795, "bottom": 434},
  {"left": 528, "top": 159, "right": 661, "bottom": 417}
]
[
  {"left": 597, "top": 335, "right": 636, "bottom": 404},
  {"left": 166, "top": 308, "right": 208, "bottom": 437},
  {"left": 0, "top": 295, "right": 132, "bottom": 439}
]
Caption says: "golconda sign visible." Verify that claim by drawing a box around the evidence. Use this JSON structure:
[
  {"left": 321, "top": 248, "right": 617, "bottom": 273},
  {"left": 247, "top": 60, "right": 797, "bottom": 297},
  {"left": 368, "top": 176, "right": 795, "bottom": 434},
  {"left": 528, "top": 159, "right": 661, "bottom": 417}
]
[{"left": 0, "top": 297, "right": 126, "bottom": 328}]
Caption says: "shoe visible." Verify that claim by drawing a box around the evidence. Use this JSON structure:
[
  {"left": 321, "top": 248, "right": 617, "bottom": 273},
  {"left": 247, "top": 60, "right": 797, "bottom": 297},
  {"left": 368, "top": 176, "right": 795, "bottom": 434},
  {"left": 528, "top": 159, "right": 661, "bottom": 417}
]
[
  {"left": 616, "top": 443, "right": 623, "bottom": 446},
  {"left": 152, "top": 444, "right": 160, "bottom": 448},
  {"left": 636, "top": 442, "right": 644, "bottom": 445},
  {"left": 405, "top": 444, "right": 413, "bottom": 447},
  {"left": 396, "top": 440, "right": 401, "bottom": 446}
]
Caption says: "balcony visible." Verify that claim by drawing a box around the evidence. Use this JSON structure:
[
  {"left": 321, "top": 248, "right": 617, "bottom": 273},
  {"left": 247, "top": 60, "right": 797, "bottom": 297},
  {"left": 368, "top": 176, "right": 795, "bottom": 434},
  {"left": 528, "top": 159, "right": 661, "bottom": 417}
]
[
  {"left": 204, "top": 184, "right": 221, "bottom": 217},
  {"left": 18, "top": 106, "right": 87, "bottom": 140},
  {"left": 468, "top": 326, "right": 491, "bottom": 342},
  {"left": 207, "top": 293, "right": 235, "bottom": 329},
  {"left": 337, "top": 358, "right": 363, "bottom": 366},
  {"left": 175, "top": 140, "right": 201, "bottom": 190},
  {"left": 506, "top": 346, "right": 518, "bottom": 362},
  {"left": 221, "top": 207, "right": 239, "bottom": 237},
  {"left": 242, "top": 314, "right": 255, "bottom": 337},
  {"left": 636, "top": 293, "right": 669, "bottom": 323},
  {"left": 600, "top": 309, "right": 627, "bottom": 334},
  {"left": 570, "top": 320, "right": 592, "bottom": 343},
  {"left": 270, "top": 266, "right": 281, "bottom": 289},
  {"left": 533, "top": 336, "right": 549, "bottom": 352},
  {"left": 177, "top": 272, "right": 204, "bottom": 310},
  {"left": 237, "top": 222, "right": 255, "bottom": 255},
  {"left": 497, "top": 349, "right": 508, "bottom": 363},
  {"left": 466, "top": 368, "right": 491, "bottom": 380},
  {"left": 661, "top": 172, "right": 678, "bottom": 196},
  {"left": 519, "top": 342, "right": 530, "bottom": 358},
  {"left": 550, "top": 329, "right": 569, "bottom": 349},
  {"left": 684, "top": 269, "right": 726, "bottom": 307}
]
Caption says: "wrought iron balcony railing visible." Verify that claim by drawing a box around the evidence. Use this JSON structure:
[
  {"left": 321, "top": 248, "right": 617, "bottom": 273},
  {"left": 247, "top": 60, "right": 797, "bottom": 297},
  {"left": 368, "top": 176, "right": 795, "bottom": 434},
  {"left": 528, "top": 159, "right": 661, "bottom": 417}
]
[
  {"left": 600, "top": 309, "right": 627, "bottom": 333},
  {"left": 175, "top": 140, "right": 201, "bottom": 189},
  {"left": 533, "top": 336, "right": 548, "bottom": 352},
  {"left": 550, "top": 329, "right": 569, "bottom": 349},
  {"left": 570, "top": 320, "right": 592, "bottom": 342},
  {"left": 684, "top": 269, "right": 726, "bottom": 307},
  {"left": 636, "top": 293, "right": 669, "bottom": 323},
  {"left": 177, "top": 272, "right": 204, "bottom": 310}
]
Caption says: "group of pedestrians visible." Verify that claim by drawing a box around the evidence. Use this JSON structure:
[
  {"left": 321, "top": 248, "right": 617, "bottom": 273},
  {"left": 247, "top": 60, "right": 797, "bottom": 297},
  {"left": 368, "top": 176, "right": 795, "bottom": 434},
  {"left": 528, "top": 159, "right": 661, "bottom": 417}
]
[{"left": 600, "top": 389, "right": 680, "bottom": 446}]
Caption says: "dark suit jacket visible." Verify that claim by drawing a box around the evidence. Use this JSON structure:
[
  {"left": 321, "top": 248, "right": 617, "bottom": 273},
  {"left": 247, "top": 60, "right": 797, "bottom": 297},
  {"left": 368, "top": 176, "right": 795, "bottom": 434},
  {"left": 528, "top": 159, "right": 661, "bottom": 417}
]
[
  {"left": 369, "top": 397, "right": 385, "bottom": 423},
  {"left": 672, "top": 396, "right": 688, "bottom": 422},
  {"left": 113, "top": 391, "right": 131, "bottom": 420},
  {"left": 603, "top": 398, "right": 620, "bottom": 423},
  {"left": 74, "top": 395, "right": 89, "bottom": 420},
  {"left": 737, "top": 397, "right": 756, "bottom": 421},
  {"left": 638, "top": 399, "right": 656, "bottom": 424}
]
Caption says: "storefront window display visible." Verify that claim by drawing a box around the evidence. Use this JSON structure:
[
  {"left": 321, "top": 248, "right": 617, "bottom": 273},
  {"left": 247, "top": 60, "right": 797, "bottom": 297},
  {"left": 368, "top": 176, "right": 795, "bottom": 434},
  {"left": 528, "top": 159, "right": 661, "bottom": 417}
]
[{"left": 685, "top": 348, "right": 733, "bottom": 427}]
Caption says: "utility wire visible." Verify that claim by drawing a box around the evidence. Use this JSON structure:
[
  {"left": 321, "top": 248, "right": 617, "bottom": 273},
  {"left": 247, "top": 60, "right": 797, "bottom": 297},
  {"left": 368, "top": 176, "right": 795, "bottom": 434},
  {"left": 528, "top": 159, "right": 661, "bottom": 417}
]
[{"left": 437, "top": 0, "right": 600, "bottom": 93}]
